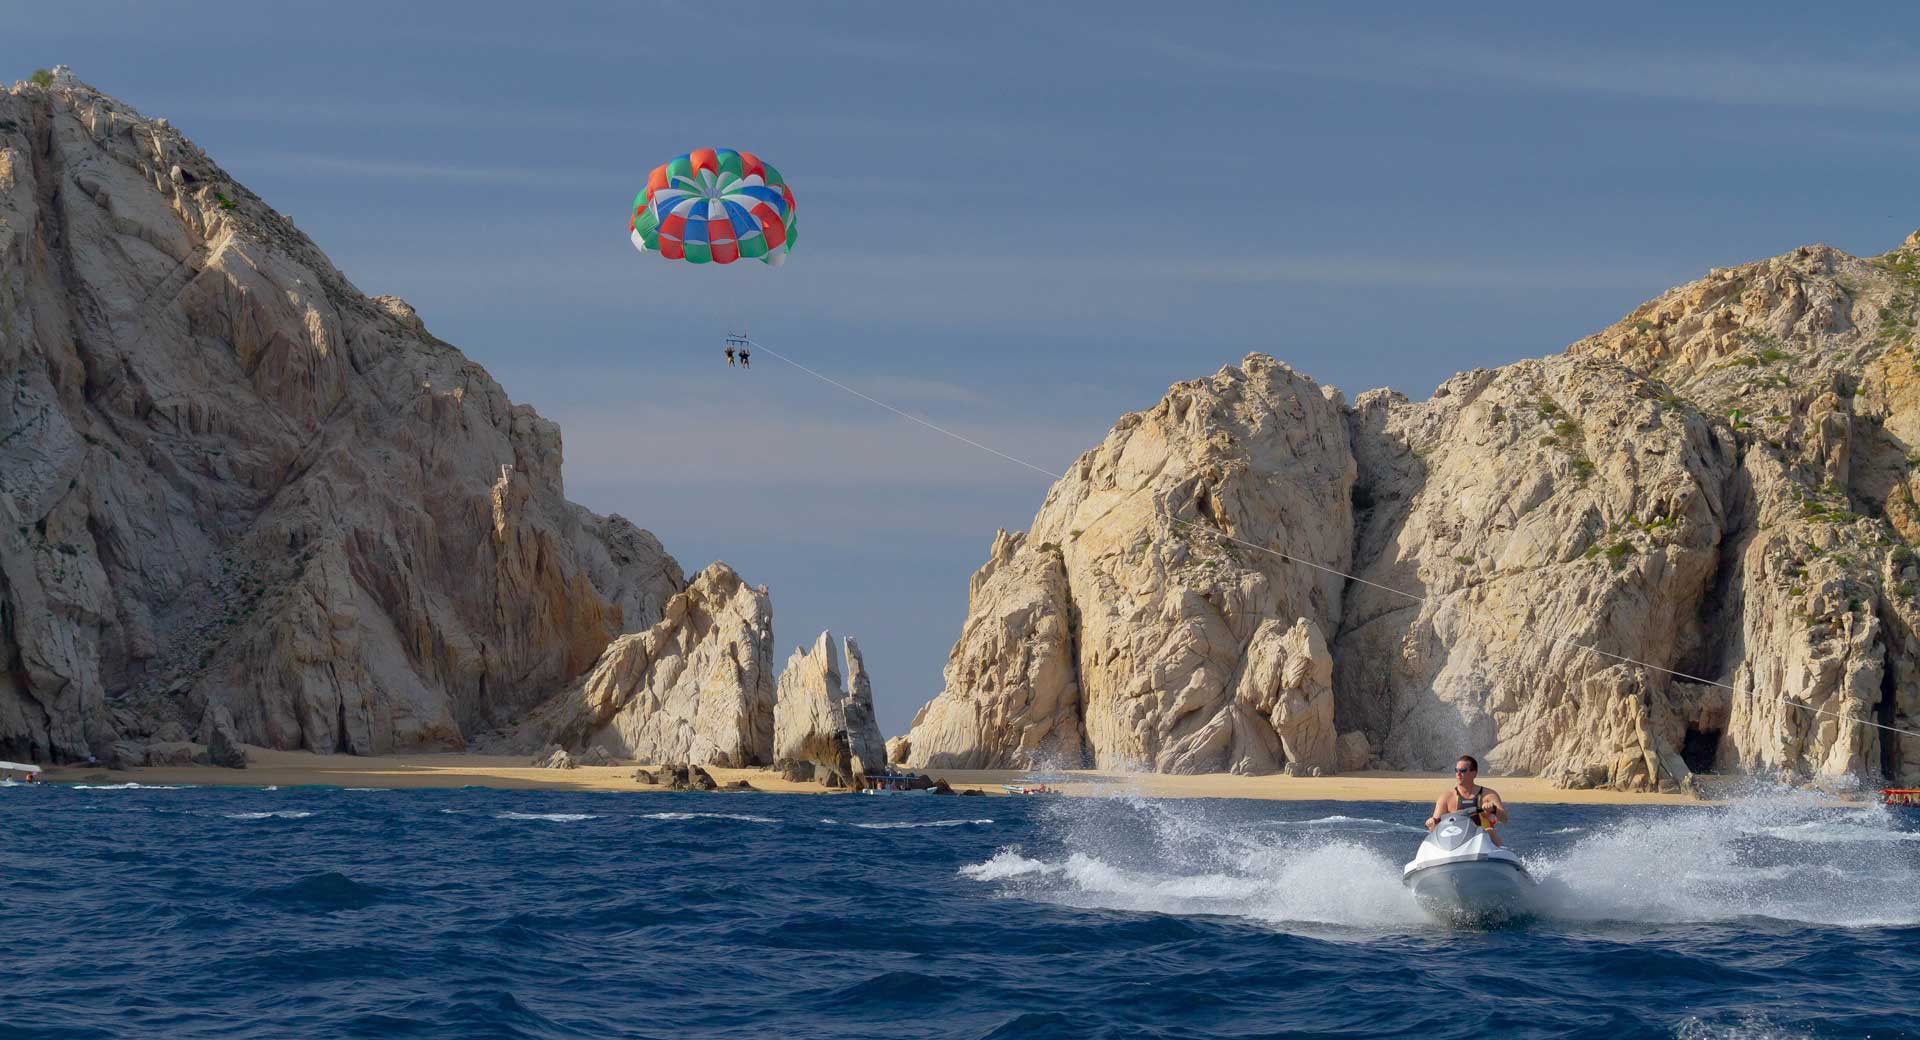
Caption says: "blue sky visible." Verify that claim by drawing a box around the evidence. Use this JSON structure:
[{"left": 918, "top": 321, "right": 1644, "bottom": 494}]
[{"left": 11, "top": 2, "right": 1919, "bottom": 733}]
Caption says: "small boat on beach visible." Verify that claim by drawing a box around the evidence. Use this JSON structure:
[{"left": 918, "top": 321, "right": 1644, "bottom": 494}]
[
  {"left": 998, "top": 783, "right": 1058, "bottom": 796},
  {"left": 0, "top": 761, "right": 43, "bottom": 784},
  {"left": 1883, "top": 789, "right": 1920, "bottom": 807}
]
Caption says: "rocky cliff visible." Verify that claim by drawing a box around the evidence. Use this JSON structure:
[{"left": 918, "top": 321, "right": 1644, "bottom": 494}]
[
  {"left": 773, "top": 631, "right": 888, "bottom": 786},
  {"left": 509, "top": 564, "right": 775, "bottom": 766},
  {"left": 0, "top": 74, "right": 685, "bottom": 762},
  {"left": 903, "top": 232, "right": 1920, "bottom": 790}
]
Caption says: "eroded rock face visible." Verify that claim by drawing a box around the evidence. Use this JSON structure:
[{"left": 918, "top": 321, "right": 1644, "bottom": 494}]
[
  {"left": 0, "top": 76, "right": 684, "bottom": 762},
  {"left": 904, "top": 356, "right": 1355, "bottom": 774},
  {"left": 774, "top": 631, "right": 888, "bottom": 786},
  {"left": 898, "top": 531, "right": 1080, "bottom": 770},
  {"left": 514, "top": 564, "right": 776, "bottom": 767},
  {"left": 1337, "top": 355, "right": 1736, "bottom": 792},
  {"left": 904, "top": 232, "right": 1920, "bottom": 789},
  {"left": 1562, "top": 236, "right": 1920, "bottom": 786}
]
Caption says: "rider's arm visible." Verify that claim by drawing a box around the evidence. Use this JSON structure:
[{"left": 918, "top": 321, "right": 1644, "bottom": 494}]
[
  {"left": 1484, "top": 788, "right": 1508, "bottom": 825},
  {"left": 1424, "top": 792, "right": 1449, "bottom": 830}
]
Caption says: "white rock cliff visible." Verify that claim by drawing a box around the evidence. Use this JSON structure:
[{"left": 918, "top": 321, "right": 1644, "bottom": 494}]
[
  {"left": 513, "top": 563, "right": 777, "bottom": 766},
  {"left": 0, "top": 76, "right": 685, "bottom": 761},
  {"left": 904, "top": 235, "right": 1920, "bottom": 790},
  {"left": 774, "top": 631, "right": 888, "bottom": 786}
]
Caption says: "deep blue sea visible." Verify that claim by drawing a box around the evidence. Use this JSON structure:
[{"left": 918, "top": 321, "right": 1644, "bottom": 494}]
[{"left": 2, "top": 780, "right": 1916, "bottom": 1039}]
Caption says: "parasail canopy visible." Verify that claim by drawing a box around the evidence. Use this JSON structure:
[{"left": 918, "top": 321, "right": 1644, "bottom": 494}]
[{"left": 630, "top": 148, "right": 796, "bottom": 266}]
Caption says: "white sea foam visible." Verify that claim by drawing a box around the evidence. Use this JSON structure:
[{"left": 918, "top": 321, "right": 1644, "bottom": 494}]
[
  {"left": 223, "top": 810, "right": 315, "bottom": 820},
  {"left": 960, "top": 795, "right": 1426, "bottom": 931},
  {"left": 1532, "top": 791, "right": 1920, "bottom": 927},
  {"left": 640, "top": 811, "right": 776, "bottom": 824},
  {"left": 959, "top": 787, "right": 1920, "bottom": 932},
  {"left": 71, "top": 783, "right": 185, "bottom": 790},
  {"left": 822, "top": 818, "right": 994, "bottom": 830},
  {"left": 1673, "top": 1012, "right": 1816, "bottom": 1040},
  {"left": 960, "top": 849, "right": 1057, "bottom": 881},
  {"left": 1258, "top": 814, "right": 1424, "bottom": 833},
  {"left": 495, "top": 812, "right": 599, "bottom": 822}
]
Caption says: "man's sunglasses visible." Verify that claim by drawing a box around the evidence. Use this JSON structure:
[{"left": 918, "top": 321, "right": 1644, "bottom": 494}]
[{"left": 1454, "top": 767, "right": 1476, "bottom": 773}]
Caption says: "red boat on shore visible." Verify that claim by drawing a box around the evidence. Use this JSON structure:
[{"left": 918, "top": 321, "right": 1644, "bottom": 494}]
[{"left": 1883, "top": 789, "right": 1919, "bottom": 807}]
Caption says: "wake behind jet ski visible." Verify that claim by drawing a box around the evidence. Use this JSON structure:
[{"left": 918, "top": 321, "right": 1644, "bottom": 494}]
[{"left": 1403, "top": 809, "right": 1537, "bottom": 924}]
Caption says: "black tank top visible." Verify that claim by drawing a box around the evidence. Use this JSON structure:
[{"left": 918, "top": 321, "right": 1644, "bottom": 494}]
[{"left": 1455, "top": 787, "right": 1481, "bottom": 817}]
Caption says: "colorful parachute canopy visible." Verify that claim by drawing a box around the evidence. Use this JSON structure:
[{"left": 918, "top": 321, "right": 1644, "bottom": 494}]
[{"left": 630, "top": 149, "right": 796, "bottom": 267}]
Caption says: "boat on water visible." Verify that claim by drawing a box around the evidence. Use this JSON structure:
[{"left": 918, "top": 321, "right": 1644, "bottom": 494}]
[
  {"left": 998, "top": 783, "right": 1058, "bottom": 796},
  {"left": 1402, "top": 809, "right": 1536, "bottom": 924},
  {"left": 1884, "top": 788, "right": 1920, "bottom": 807},
  {"left": 860, "top": 774, "right": 932, "bottom": 795},
  {"left": 0, "top": 761, "right": 43, "bottom": 784}
]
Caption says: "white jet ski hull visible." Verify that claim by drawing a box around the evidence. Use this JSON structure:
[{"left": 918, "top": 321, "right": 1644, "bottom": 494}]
[
  {"left": 1403, "top": 858, "right": 1534, "bottom": 923},
  {"left": 1403, "top": 811, "right": 1537, "bottom": 924}
]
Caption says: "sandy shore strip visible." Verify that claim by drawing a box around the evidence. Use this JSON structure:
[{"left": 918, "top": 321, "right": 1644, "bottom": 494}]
[{"left": 32, "top": 749, "right": 1717, "bottom": 804}]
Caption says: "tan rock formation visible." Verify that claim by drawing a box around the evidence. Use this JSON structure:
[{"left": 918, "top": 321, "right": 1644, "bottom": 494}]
[
  {"left": 513, "top": 564, "right": 776, "bottom": 766},
  {"left": 904, "top": 233, "right": 1920, "bottom": 789},
  {"left": 898, "top": 531, "right": 1080, "bottom": 769},
  {"left": 904, "top": 356, "right": 1355, "bottom": 774},
  {"left": 0, "top": 76, "right": 684, "bottom": 762},
  {"left": 774, "top": 631, "right": 888, "bottom": 786}
]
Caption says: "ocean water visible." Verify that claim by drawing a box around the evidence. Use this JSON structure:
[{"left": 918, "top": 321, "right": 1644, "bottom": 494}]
[{"left": 2, "top": 781, "right": 1916, "bottom": 1039}]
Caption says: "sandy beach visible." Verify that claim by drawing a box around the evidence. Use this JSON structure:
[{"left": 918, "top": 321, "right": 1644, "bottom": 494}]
[{"left": 39, "top": 748, "right": 1710, "bottom": 804}]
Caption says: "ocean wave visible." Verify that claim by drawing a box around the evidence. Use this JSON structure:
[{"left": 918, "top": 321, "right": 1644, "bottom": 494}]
[
  {"left": 1760, "top": 819, "right": 1920, "bottom": 844},
  {"left": 9, "top": 781, "right": 1915, "bottom": 1037},
  {"left": 1535, "top": 791, "right": 1920, "bottom": 927},
  {"left": 1673, "top": 1012, "right": 1817, "bottom": 1040},
  {"left": 223, "top": 810, "right": 317, "bottom": 820},
  {"left": 960, "top": 786, "right": 1920, "bottom": 933},
  {"left": 71, "top": 782, "right": 186, "bottom": 790},
  {"left": 639, "top": 811, "right": 776, "bottom": 824},
  {"left": 495, "top": 812, "right": 599, "bottom": 822},
  {"left": 960, "top": 849, "right": 1058, "bottom": 881},
  {"left": 824, "top": 818, "right": 994, "bottom": 830},
  {"left": 246, "top": 871, "right": 388, "bottom": 911},
  {"left": 1256, "top": 814, "right": 1425, "bottom": 833},
  {"left": 961, "top": 798, "right": 1424, "bottom": 930}
]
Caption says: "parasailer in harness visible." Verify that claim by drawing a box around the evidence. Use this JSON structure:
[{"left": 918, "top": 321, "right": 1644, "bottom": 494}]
[{"left": 1426, "top": 755, "right": 1508, "bottom": 846}]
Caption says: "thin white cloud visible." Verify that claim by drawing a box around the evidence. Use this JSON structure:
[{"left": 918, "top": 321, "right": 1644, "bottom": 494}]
[
  {"left": 553, "top": 402, "right": 1092, "bottom": 492},
  {"left": 574, "top": 477, "right": 1040, "bottom": 545},
  {"left": 219, "top": 153, "right": 629, "bottom": 188},
  {"left": 1123, "top": 30, "right": 1920, "bottom": 111}
]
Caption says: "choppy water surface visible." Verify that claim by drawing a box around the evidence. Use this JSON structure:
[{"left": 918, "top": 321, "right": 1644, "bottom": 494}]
[{"left": 2, "top": 781, "right": 1915, "bottom": 1039}]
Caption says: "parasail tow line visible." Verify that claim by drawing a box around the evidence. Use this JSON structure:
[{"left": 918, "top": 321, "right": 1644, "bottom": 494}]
[{"left": 744, "top": 338, "right": 1920, "bottom": 746}]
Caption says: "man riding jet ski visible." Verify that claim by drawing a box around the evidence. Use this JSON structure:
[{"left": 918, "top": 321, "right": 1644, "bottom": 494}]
[{"left": 1403, "top": 755, "right": 1535, "bottom": 923}]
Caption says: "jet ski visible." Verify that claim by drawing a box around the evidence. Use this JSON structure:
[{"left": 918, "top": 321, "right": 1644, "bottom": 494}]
[{"left": 1402, "top": 810, "right": 1536, "bottom": 924}]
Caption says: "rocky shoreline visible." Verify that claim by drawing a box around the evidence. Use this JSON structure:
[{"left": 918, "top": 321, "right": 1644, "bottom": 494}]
[{"left": 37, "top": 748, "right": 1718, "bottom": 805}]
